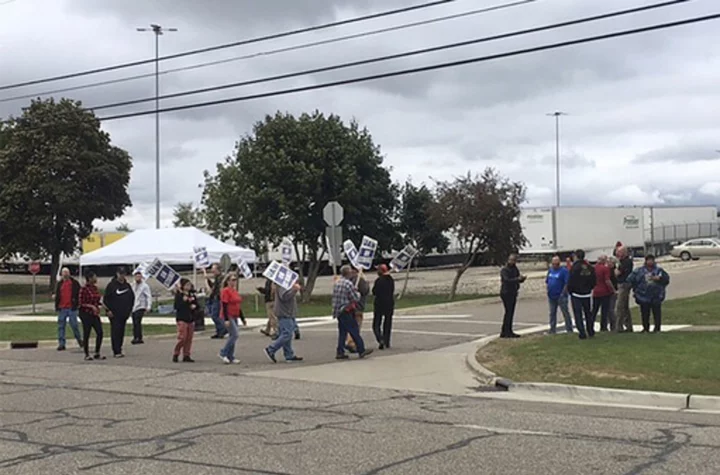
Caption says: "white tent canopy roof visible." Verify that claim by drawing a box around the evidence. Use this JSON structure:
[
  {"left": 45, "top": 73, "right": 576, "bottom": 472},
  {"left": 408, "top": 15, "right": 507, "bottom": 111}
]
[{"left": 79, "top": 227, "right": 256, "bottom": 266}]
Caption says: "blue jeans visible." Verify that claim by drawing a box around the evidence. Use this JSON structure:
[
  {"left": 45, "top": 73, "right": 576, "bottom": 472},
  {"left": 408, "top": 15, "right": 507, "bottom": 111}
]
[
  {"left": 267, "top": 317, "right": 296, "bottom": 360},
  {"left": 206, "top": 299, "right": 226, "bottom": 336},
  {"left": 548, "top": 295, "right": 573, "bottom": 334},
  {"left": 337, "top": 311, "right": 365, "bottom": 355},
  {"left": 220, "top": 319, "right": 239, "bottom": 360},
  {"left": 58, "top": 309, "right": 81, "bottom": 346}
]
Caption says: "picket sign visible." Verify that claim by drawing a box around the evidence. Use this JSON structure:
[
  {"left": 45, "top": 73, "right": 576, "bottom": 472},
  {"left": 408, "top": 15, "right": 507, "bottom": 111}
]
[
  {"left": 343, "top": 240, "right": 360, "bottom": 269},
  {"left": 193, "top": 246, "right": 209, "bottom": 268},
  {"left": 356, "top": 235, "right": 378, "bottom": 270},
  {"left": 132, "top": 261, "right": 152, "bottom": 279},
  {"left": 147, "top": 258, "right": 181, "bottom": 289},
  {"left": 281, "top": 239, "right": 293, "bottom": 265},
  {"left": 390, "top": 244, "right": 418, "bottom": 272},
  {"left": 236, "top": 258, "right": 254, "bottom": 280},
  {"left": 262, "top": 260, "right": 298, "bottom": 290}
]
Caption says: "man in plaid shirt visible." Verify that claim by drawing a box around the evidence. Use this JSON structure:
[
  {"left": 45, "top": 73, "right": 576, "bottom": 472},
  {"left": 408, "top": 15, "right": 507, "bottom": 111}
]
[{"left": 332, "top": 265, "right": 373, "bottom": 359}]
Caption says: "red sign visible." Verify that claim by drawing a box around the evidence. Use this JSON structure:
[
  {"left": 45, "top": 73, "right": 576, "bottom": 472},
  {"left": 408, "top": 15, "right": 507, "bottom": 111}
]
[{"left": 28, "top": 262, "right": 41, "bottom": 275}]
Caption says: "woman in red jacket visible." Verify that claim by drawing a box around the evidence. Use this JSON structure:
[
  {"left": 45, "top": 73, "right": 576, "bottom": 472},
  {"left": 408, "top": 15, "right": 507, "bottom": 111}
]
[
  {"left": 592, "top": 255, "right": 616, "bottom": 332},
  {"left": 219, "top": 272, "right": 247, "bottom": 364},
  {"left": 78, "top": 271, "right": 105, "bottom": 361}
]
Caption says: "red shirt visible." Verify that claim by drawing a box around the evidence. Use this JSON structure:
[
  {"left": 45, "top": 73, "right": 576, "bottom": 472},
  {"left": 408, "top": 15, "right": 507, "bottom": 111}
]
[
  {"left": 79, "top": 284, "right": 102, "bottom": 316},
  {"left": 59, "top": 280, "right": 73, "bottom": 309},
  {"left": 593, "top": 263, "right": 614, "bottom": 297},
  {"left": 220, "top": 287, "right": 243, "bottom": 320}
]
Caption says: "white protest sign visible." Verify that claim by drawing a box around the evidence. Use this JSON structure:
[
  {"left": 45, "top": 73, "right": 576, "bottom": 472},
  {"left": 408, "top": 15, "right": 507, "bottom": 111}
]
[
  {"left": 193, "top": 246, "right": 209, "bottom": 268},
  {"left": 236, "top": 258, "right": 254, "bottom": 280},
  {"left": 131, "top": 261, "right": 152, "bottom": 279},
  {"left": 390, "top": 244, "right": 418, "bottom": 272},
  {"left": 357, "top": 235, "right": 378, "bottom": 270},
  {"left": 262, "top": 260, "right": 299, "bottom": 290},
  {"left": 151, "top": 259, "right": 181, "bottom": 289},
  {"left": 281, "top": 239, "right": 293, "bottom": 265},
  {"left": 343, "top": 239, "right": 360, "bottom": 269},
  {"left": 146, "top": 258, "right": 164, "bottom": 278}
]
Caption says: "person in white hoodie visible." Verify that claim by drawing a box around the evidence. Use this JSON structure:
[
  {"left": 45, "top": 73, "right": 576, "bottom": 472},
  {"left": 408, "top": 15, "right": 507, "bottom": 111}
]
[{"left": 131, "top": 271, "right": 153, "bottom": 345}]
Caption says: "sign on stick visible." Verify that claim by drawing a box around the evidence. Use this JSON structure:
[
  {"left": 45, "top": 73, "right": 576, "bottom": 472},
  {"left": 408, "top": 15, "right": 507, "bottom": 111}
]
[
  {"left": 193, "top": 246, "right": 209, "bottom": 268},
  {"left": 343, "top": 240, "right": 360, "bottom": 269},
  {"left": 148, "top": 258, "right": 181, "bottom": 289},
  {"left": 132, "top": 261, "right": 152, "bottom": 279},
  {"left": 262, "top": 260, "right": 299, "bottom": 290},
  {"left": 281, "top": 239, "right": 293, "bottom": 265},
  {"left": 236, "top": 258, "right": 254, "bottom": 280},
  {"left": 357, "top": 235, "right": 378, "bottom": 270},
  {"left": 28, "top": 262, "right": 40, "bottom": 275},
  {"left": 390, "top": 244, "right": 418, "bottom": 272}
]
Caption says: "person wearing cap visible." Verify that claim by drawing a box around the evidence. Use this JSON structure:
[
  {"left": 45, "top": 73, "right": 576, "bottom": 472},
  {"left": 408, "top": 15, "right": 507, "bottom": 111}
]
[
  {"left": 372, "top": 264, "right": 395, "bottom": 349},
  {"left": 103, "top": 267, "right": 135, "bottom": 358},
  {"left": 131, "top": 270, "right": 152, "bottom": 345}
]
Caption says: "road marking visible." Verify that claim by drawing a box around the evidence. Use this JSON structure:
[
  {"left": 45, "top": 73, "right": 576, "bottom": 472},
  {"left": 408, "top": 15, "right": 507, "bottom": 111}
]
[
  {"left": 391, "top": 329, "right": 485, "bottom": 338},
  {"left": 454, "top": 424, "right": 556, "bottom": 437}
]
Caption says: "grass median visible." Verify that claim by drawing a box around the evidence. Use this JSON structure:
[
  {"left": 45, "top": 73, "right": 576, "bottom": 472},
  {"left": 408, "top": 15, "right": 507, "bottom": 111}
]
[
  {"left": 478, "top": 332, "right": 720, "bottom": 395},
  {"left": 0, "top": 322, "right": 177, "bottom": 342}
]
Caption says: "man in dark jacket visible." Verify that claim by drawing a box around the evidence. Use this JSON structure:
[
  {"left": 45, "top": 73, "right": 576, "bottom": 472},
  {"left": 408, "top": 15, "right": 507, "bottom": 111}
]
[
  {"left": 568, "top": 249, "right": 597, "bottom": 339},
  {"left": 258, "top": 279, "right": 278, "bottom": 338},
  {"left": 103, "top": 267, "right": 135, "bottom": 358},
  {"left": 500, "top": 254, "right": 527, "bottom": 338},
  {"left": 53, "top": 267, "right": 82, "bottom": 351},
  {"left": 614, "top": 246, "right": 634, "bottom": 333},
  {"left": 372, "top": 264, "right": 395, "bottom": 349}
]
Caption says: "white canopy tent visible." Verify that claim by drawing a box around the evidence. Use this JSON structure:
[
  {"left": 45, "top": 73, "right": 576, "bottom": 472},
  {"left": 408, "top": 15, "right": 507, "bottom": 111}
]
[{"left": 79, "top": 227, "right": 256, "bottom": 269}]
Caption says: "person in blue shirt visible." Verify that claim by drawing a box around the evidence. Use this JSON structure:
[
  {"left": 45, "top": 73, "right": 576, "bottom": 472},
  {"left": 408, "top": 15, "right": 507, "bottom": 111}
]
[{"left": 546, "top": 255, "right": 573, "bottom": 334}]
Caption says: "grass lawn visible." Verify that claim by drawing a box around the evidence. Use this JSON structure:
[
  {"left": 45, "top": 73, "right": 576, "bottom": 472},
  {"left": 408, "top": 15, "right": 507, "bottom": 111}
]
[
  {"left": 663, "top": 291, "right": 720, "bottom": 325},
  {"left": 0, "top": 283, "right": 49, "bottom": 308},
  {"left": 0, "top": 322, "right": 176, "bottom": 342},
  {"left": 18, "top": 293, "right": 494, "bottom": 318},
  {"left": 477, "top": 332, "right": 720, "bottom": 395}
]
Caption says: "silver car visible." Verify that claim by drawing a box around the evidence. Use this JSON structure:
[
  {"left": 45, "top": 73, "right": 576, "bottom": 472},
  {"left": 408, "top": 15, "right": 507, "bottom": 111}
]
[{"left": 670, "top": 238, "right": 720, "bottom": 261}]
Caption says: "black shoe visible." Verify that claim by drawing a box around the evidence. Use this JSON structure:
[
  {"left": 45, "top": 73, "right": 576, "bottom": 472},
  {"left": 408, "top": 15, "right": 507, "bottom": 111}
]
[
  {"left": 182, "top": 356, "right": 195, "bottom": 363},
  {"left": 510, "top": 333, "right": 521, "bottom": 339},
  {"left": 93, "top": 354, "right": 106, "bottom": 360},
  {"left": 263, "top": 348, "right": 277, "bottom": 363},
  {"left": 131, "top": 339, "right": 139, "bottom": 345},
  {"left": 172, "top": 355, "right": 179, "bottom": 363},
  {"left": 210, "top": 334, "right": 223, "bottom": 339},
  {"left": 294, "top": 331, "right": 301, "bottom": 340},
  {"left": 359, "top": 349, "right": 374, "bottom": 359},
  {"left": 260, "top": 329, "right": 270, "bottom": 337},
  {"left": 579, "top": 334, "right": 587, "bottom": 340},
  {"left": 378, "top": 343, "right": 385, "bottom": 350},
  {"left": 345, "top": 345, "right": 358, "bottom": 354},
  {"left": 336, "top": 354, "right": 349, "bottom": 360},
  {"left": 286, "top": 356, "right": 303, "bottom": 362},
  {"left": 57, "top": 345, "right": 66, "bottom": 351},
  {"left": 653, "top": 328, "right": 661, "bottom": 333}
]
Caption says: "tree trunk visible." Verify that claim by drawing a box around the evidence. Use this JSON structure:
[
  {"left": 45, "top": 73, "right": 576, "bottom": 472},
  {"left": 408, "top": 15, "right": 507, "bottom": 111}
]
[
  {"left": 302, "top": 258, "right": 321, "bottom": 303},
  {"left": 448, "top": 251, "right": 477, "bottom": 301},
  {"left": 49, "top": 251, "right": 60, "bottom": 291},
  {"left": 397, "top": 255, "right": 414, "bottom": 301}
]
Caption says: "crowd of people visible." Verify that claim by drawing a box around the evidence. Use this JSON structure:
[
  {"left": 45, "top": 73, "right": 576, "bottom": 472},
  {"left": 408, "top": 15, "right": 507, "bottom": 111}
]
[
  {"left": 499, "top": 244, "right": 671, "bottom": 339},
  {"left": 52, "top": 262, "right": 397, "bottom": 363}
]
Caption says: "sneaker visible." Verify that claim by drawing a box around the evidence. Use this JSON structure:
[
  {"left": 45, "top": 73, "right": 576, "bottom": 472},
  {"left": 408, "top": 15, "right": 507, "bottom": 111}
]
[
  {"left": 131, "top": 339, "right": 139, "bottom": 345},
  {"left": 263, "top": 348, "right": 277, "bottom": 364},
  {"left": 222, "top": 356, "right": 232, "bottom": 364},
  {"left": 231, "top": 359, "right": 242, "bottom": 364},
  {"left": 378, "top": 343, "right": 385, "bottom": 350},
  {"left": 93, "top": 354, "right": 106, "bottom": 360},
  {"left": 57, "top": 345, "right": 66, "bottom": 351},
  {"left": 172, "top": 355, "right": 179, "bottom": 363},
  {"left": 336, "top": 354, "right": 349, "bottom": 360},
  {"left": 84, "top": 355, "right": 93, "bottom": 361},
  {"left": 260, "top": 329, "right": 270, "bottom": 337},
  {"left": 345, "top": 345, "right": 358, "bottom": 354},
  {"left": 114, "top": 354, "right": 125, "bottom": 359},
  {"left": 211, "top": 334, "right": 223, "bottom": 339},
  {"left": 182, "top": 356, "right": 195, "bottom": 363},
  {"left": 286, "top": 356, "right": 303, "bottom": 363},
  {"left": 359, "top": 349, "right": 374, "bottom": 359}
]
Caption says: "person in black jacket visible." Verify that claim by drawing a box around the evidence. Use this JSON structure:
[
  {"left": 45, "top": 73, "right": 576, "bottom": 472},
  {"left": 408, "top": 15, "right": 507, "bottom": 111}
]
[
  {"left": 103, "top": 267, "right": 135, "bottom": 358},
  {"left": 500, "top": 254, "right": 527, "bottom": 338},
  {"left": 372, "top": 264, "right": 395, "bottom": 350},
  {"left": 173, "top": 278, "right": 196, "bottom": 363},
  {"left": 567, "top": 249, "right": 597, "bottom": 340},
  {"left": 53, "top": 267, "right": 82, "bottom": 351}
]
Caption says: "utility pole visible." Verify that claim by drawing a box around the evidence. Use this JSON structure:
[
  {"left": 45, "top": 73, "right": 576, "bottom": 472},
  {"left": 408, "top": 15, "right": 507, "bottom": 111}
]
[
  {"left": 137, "top": 24, "right": 177, "bottom": 229},
  {"left": 546, "top": 111, "right": 568, "bottom": 207}
]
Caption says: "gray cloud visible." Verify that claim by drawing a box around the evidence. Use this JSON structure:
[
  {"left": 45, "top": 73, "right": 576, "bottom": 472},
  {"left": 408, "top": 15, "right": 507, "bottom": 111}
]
[{"left": 634, "top": 141, "right": 720, "bottom": 164}]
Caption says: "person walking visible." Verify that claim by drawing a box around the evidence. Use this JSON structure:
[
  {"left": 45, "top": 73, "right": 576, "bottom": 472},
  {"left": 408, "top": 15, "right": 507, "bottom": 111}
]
[
  {"left": 78, "top": 271, "right": 105, "bottom": 361},
  {"left": 263, "top": 282, "right": 304, "bottom": 363},
  {"left": 568, "top": 250, "right": 596, "bottom": 339},
  {"left": 53, "top": 267, "right": 82, "bottom": 351},
  {"left": 614, "top": 246, "right": 635, "bottom": 332},
  {"left": 333, "top": 265, "right": 373, "bottom": 360},
  {"left": 345, "top": 268, "right": 370, "bottom": 353},
  {"left": 204, "top": 264, "right": 227, "bottom": 339},
  {"left": 130, "top": 271, "right": 152, "bottom": 345},
  {"left": 103, "top": 267, "right": 135, "bottom": 358},
  {"left": 546, "top": 256, "right": 572, "bottom": 334},
  {"left": 372, "top": 264, "right": 395, "bottom": 349},
  {"left": 258, "top": 279, "right": 278, "bottom": 338},
  {"left": 173, "top": 278, "right": 196, "bottom": 363},
  {"left": 500, "top": 254, "right": 527, "bottom": 338},
  {"left": 628, "top": 254, "right": 670, "bottom": 333},
  {"left": 591, "top": 255, "right": 615, "bottom": 332},
  {"left": 219, "top": 273, "right": 246, "bottom": 364}
]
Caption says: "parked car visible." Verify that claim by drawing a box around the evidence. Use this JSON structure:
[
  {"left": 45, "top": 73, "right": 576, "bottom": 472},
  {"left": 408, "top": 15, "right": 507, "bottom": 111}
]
[{"left": 670, "top": 238, "right": 720, "bottom": 261}]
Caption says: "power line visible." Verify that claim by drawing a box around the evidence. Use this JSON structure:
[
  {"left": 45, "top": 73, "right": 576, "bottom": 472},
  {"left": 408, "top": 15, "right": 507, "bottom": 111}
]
[
  {"left": 0, "top": 0, "right": 534, "bottom": 104},
  {"left": 0, "top": 0, "right": 459, "bottom": 91},
  {"left": 95, "top": 12, "right": 720, "bottom": 122},
  {"left": 89, "top": 0, "right": 690, "bottom": 112}
]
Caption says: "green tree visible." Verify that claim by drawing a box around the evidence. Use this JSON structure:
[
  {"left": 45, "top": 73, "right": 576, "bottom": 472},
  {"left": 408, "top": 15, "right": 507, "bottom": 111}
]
[
  {"left": 432, "top": 169, "right": 526, "bottom": 300},
  {"left": 0, "top": 98, "right": 132, "bottom": 288},
  {"left": 202, "top": 111, "right": 399, "bottom": 300},
  {"left": 172, "top": 202, "right": 206, "bottom": 228},
  {"left": 116, "top": 223, "right": 132, "bottom": 232},
  {"left": 396, "top": 181, "right": 449, "bottom": 299}
]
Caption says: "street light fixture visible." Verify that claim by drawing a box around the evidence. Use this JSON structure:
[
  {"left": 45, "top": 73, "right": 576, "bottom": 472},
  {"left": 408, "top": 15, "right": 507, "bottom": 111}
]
[
  {"left": 137, "top": 24, "right": 178, "bottom": 229},
  {"left": 546, "top": 111, "right": 568, "bottom": 207}
]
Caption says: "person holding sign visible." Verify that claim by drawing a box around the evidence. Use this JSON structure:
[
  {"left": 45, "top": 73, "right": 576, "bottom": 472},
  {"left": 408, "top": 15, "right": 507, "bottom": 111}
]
[
  {"left": 131, "top": 270, "right": 152, "bottom": 345},
  {"left": 345, "top": 268, "right": 370, "bottom": 353},
  {"left": 173, "top": 278, "right": 196, "bottom": 363},
  {"left": 263, "top": 282, "right": 304, "bottom": 363},
  {"left": 332, "top": 265, "right": 373, "bottom": 360},
  {"left": 204, "top": 264, "right": 227, "bottom": 339},
  {"left": 219, "top": 273, "right": 246, "bottom": 364}
]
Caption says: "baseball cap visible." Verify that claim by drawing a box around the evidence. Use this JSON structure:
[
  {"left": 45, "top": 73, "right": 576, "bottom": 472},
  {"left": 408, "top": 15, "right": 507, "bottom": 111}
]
[{"left": 377, "top": 264, "right": 389, "bottom": 274}]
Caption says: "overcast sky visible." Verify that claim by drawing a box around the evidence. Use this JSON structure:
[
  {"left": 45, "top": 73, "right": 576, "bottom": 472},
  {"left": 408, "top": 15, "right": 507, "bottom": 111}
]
[{"left": 1, "top": 0, "right": 719, "bottom": 231}]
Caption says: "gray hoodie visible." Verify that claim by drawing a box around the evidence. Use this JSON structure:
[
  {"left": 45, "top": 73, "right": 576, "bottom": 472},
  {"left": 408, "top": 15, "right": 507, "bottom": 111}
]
[{"left": 274, "top": 285, "right": 299, "bottom": 318}]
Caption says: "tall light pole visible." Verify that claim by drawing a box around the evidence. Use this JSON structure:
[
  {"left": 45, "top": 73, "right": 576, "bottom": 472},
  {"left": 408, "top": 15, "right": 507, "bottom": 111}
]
[
  {"left": 137, "top": 24, "right": 177, "bottom": 229},
  {"left": 546, "top": 111, "right": 568, "bottom": 207}
]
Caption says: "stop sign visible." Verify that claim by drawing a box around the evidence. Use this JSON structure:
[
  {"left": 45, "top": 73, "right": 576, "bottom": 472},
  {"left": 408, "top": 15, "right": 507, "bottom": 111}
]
[{"left": 28, "top": 262, "right": 41, "bottom": 275}]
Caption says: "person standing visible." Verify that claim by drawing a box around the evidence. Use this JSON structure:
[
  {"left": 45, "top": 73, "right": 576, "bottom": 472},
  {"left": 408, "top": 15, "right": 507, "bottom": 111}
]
[
  {"left": 173, "top": 278, "right": 196, "bottom": 363},
  {"left": 258, "top": 279, "right": 278, "bottom": 338},
  {"left": 263, "top": 282, "right": 304, "bottom": 363},
  {"left": 219, "top": 273, "right": 246, "bottom": 364},
  {"left": 78, "top": 271, "right": 105, "bottom": 361},
  {"left": 500, "top": 254, "right": 527, "bottom": 339},
  {"left": 567, "top": 250, "right": 597, "bottom": 340},
  {"left": 332, "top": 265, "right": 373, "bottom": 360},
  {"left": 628, "top": 254, "right": 670, "bottom": 333},
  {"left": 372, "top": 264, "right": 395, "bottom": 349},
  {"left": 591, "top": 255, "right": 615, "bottom": 332},
  {"left": 615, "top": 246, "right": 635, "bottom": 332},
  {"left": 204, "top": 264, "right": 227, "bottom": 339},
  {"left": 607, "top": 256, "right": 619, "bottom": 331},
  {"left": 130, "top": 271, "right": 152, "bottom": 345},
  {"left": 345, "top": 269, "right": 370, "bottom": 353},
  {"left": 103, "top": 267, "right": 135, "bottom": 358},
  {"left": 546, "top": 256, "right": 572, "bottom": 334},
  {"left": 53, "top": 267, "right": 82, "bottom": 351}
]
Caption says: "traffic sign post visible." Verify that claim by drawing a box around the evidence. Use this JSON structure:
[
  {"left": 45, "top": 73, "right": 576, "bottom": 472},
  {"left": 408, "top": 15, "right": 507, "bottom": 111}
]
[
  {"left": 29, "top": 262, "right": 40, "bottom": 315},
  {"left": 323, "top": 202, "right": 344, "bottom": 276}
]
